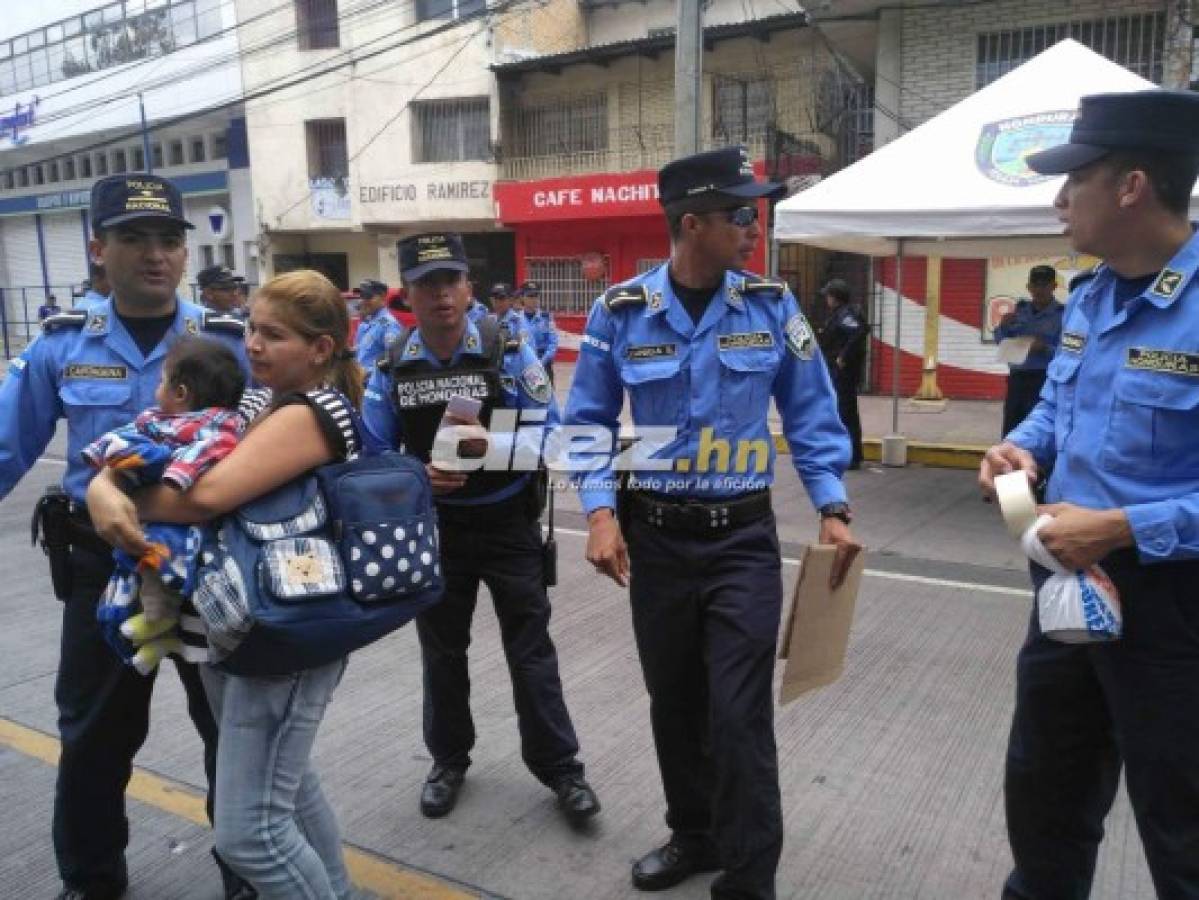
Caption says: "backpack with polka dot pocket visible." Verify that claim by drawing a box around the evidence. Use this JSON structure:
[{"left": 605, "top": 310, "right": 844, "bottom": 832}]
[{"left": 193, "top": 430, "right": 443, "bottom": 677}]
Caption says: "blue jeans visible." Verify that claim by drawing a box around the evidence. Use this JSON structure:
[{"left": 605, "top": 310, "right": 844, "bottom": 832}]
[{"left": 201, "top": 659, "right": 352, "bottom": 900}]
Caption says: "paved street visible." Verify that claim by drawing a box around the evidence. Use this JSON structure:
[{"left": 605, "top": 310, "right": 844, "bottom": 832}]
[{"left": 0, "top": 432, "right": 1155, "bottom": 899}]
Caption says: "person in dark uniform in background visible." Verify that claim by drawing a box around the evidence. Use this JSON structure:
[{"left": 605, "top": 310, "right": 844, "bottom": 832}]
[
  {"left": 980, "top": 90, "right": 1199, "bottom": 900},
  {"left": 520, "top": 280, "right": 559, "bottom": 381},
  {"left": 362, "top": 233, "right": 600, "bottom": 825},
  {"left": 0, "top": 174, "right": 254, "bottom": 900},
  {"left": 196, "top": 264, "right": 247, "bottom": 319},
  {"left": 565, "top": 146, "right": 858, "bottom": 899},
  {"left": 992, "top": 265, "right": 1063, "bottom": 437},
  {"left": 490, "top": 281, "right": 531, "bottom": 340},
  {"left": 817, "top": 278, "right": 867, "bottom": 469}
]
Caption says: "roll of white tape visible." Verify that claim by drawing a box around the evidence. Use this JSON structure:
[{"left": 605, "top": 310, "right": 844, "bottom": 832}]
[{"left": 995, "top": 470, "right": 1037, "bottom": 540}]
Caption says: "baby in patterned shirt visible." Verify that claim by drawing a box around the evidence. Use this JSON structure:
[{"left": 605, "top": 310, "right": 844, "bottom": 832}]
[{"left": 84, "top": 336, "right": 247, "bottom": 674}]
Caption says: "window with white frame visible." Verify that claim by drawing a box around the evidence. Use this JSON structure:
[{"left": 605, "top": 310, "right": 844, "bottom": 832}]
[
  {"left": 296, "top": 0, "right": 340, "bottom": 50},
  {"left": 413, "top": 98, "right": 490, "bottom": 163},
  {"left": 416, "top": 0, "right": 484, "bottom": 23}
]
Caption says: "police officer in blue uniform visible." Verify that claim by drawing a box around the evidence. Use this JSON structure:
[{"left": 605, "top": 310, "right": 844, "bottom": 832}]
[
  {"left": 992, "top": 264, "right": 1064, "bottom": 437},
  {"left": 565, "top": 147, "right": 858, "bottom": 899},
  {"left": 197, "top": 264, "right": 247, "bottom": 319},
  {"left": 77, "top": 261, "right": 111, "bottom": 310},
  {"left": 353, "top": 277, "right": 403, "bottom": 373},
  {"left": 817, "top": 278, "right": 868, "bottom": 469},
  {"left": 362, "top": 233, "right": 600, "bottom": 825},
  {"left": 520, "top": 280, "right": 559, "bottom": 379},
  {"left": 490, "top": 281, "right": 530, "bottom": 341},
  {"left": 0, "top": 174, "right": 253, "bottom": 900},
  {"left": 466, "top": 288, "right": 491, "bottom": 324},
  {"left": 980, "top": 90, "right": 1199, "bottom": 900}
]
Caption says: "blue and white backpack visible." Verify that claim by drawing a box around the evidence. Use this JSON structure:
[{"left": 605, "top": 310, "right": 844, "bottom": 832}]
[{"left": 192, "top": 402, "right": 443, "bottom": 676}]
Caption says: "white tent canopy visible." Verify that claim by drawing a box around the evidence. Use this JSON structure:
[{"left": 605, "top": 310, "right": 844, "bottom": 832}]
[{"left": 773, "top": 40, "right": 1195, "bottom": 256}]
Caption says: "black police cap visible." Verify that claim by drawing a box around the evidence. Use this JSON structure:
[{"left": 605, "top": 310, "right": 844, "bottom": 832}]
[
  {"left": 357, "top": 278, "right": 388, "bottom": 297},
  {"left": 398, "top": 233, "right": 469, "bottom": 281},
  {"left": 658, "top": 145, "right": 784, "bottom": 207},
  {"left": 1027, "top": 90, "right": 1199, "bottom": 175},
  {"left": 90, "top": 173, "right": 193, "bottom": 231},
  {"left": 520, "top": 280, "right": 541, "bottom": 296},
  {"left": 489, "top": 282, "right": 511, "bottom": 299},
  {"left": 197, "top": 265, "right": 244, "bottom": 289}
]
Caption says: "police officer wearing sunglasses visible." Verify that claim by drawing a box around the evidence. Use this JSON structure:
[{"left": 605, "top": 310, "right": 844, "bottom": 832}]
[{"left": 565, "top": 146, "right": 857, "bottom": 898}]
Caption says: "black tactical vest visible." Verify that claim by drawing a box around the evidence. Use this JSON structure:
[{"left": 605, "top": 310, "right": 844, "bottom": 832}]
[{"left": 383, "top": 318, "right": 526, "bottom": 502}]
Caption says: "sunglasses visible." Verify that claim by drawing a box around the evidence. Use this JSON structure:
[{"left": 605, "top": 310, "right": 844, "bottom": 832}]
[{"left": 715, "top": 205, "right": 759, "bottom": 227}]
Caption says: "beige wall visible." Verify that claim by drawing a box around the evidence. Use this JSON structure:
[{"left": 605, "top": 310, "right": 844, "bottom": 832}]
[{"left": 493, "top": 0, "right": 585, "bottom": 58}]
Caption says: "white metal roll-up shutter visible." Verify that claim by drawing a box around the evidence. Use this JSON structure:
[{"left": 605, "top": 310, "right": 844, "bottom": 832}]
[
  {"left": 42, "top": 210, "right": 89, "bottom": 295},
  {"left": 0, "top": 217, "right": 45, "bottom": 327}
]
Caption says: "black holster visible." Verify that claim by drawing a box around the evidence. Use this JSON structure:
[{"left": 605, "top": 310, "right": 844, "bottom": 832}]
[{"left": 31, "top": 485, "right": 74, "bottom": 601}]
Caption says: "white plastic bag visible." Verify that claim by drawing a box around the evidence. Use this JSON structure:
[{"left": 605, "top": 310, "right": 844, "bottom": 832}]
[{"left": 1020, "top": 514, "right": 1122, "bottom": 643}]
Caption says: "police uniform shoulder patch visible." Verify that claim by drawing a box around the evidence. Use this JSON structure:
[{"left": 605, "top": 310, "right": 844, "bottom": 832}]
[
  {"left": 739, "top": 274, "right": 787, "bottom": 297},
  {"left": 602, "top": 284, "right": 649, "bottom": 311},
  {"left": 1149, "top": 267, "right": 1184, "bottom": 300},
  {"left": 519, "top": 363, "right": 551, "bottom": 403},
  {"left": 784, "top": 312, "right": 815, "bottom": 360},
  {"left": 41, "top": 310, "right": 87, "bottom": 334},
  {"left": 1068, "top": 267, "right": 1099, "bottom": 292},
  {"left": 202, "top": 310, "right": 246, "bottom": 336}
]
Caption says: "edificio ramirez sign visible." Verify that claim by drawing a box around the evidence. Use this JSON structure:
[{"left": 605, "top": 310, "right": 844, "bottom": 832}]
[{"left": 359, "top": 180, "right": 493, "bottom": 204}]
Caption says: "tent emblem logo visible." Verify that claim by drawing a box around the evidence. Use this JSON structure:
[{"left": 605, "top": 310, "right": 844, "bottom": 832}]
[{"left": 976, "top": 111, "right": 1075, "bottom": 186}]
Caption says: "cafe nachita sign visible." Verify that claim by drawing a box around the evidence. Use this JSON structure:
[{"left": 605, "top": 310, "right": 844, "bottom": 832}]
[{"left": 495, "top": 170, "right": 662, "bottom": 223}]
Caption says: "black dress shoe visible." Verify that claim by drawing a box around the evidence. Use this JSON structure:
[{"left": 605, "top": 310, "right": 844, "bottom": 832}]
[
  {"left": 551, "top": 775, "right": 601, "bottom": 823},
  {"left": 54, "top": 883, "right": 127, "bottom": 900},
  {"left": 631, "top": 839, "right": 720, "bottom": 891},
  {"left": 420, "top": 764, "right": 466, "bottom": 818}
]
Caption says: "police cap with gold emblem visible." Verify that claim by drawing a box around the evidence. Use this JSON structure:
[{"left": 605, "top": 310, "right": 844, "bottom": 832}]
[
  {"left": 658, "top": 145, "right": 785, "bottom": 208},
  {"left": 90, "top": 173, "right": 193, "bottom": 231},
  {"left": 1027, "top": 90, "right": 1199, "bottom": 175},
  {"left": 399, "top": 233, "right": 470, "bottom": 281}
]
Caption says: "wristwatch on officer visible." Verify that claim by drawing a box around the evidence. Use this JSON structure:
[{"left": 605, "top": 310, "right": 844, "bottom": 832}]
[{"left": 818, "top": 502, "right": 853, "bottom": 525}]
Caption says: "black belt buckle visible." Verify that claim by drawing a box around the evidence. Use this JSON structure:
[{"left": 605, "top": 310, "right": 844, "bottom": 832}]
[{"left": 684, "top": 499, "right": 730, "bottom": 530}]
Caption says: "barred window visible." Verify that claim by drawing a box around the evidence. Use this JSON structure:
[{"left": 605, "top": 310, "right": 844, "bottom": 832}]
[
  {"left": 296, "top": 0, "right": 340, "bottom": 50},
  {"left": 713, "top": 76, "right": 773, "bottom": 144},
  {"left": 977, "top": 14, "right": 1164, "bottom": 87},
  {"left": 305, "top": 118, "right": 349, "bottom": 179},
  {"left": 526, "top": 257, "right": 610, "bottom": 315},
  {"left": 413, "top": 98, "right": 490, "bottom": 163},
  {"left": 416, "top": 0, "right": 484, "bottom": 22},
  {"left": 511, "top": 93, "right": 608, "bottom": 158}
]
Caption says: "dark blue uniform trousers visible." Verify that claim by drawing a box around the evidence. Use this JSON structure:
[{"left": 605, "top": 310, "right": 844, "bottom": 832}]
[
  {"left": 628, "top": 512, "right": 783, "bottom": 900},
  {"left": 55, "top": 543, "right": 219, "bottom": 892},
  {"left": 1004, "top": 551, "right": 1199, "bottom": 900},
  {"left": 1001, "top": 370, "right": 1048, "bottom": 438},
  {"left": 417, "top": 505, "right": 583, "bottom": 785}
]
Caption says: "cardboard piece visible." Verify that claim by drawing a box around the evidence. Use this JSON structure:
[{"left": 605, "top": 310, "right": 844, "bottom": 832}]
[{"left": 778, "top": 544, "right": 865, "bottom": 704}]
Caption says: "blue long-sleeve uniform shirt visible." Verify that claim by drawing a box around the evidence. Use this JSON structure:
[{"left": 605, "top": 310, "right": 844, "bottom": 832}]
[
  {"left": 499, "top": 308, "right": 531, "bottom": 342},
  {"left": 355, "top": 307, "right": 404, "bottom": 372},
  {"left": 992, "top": 299, "right": 1064, "bottom": 371},
  {"left": 523, "top": 309, "right": 559, "bottom": 369},
  {"left": 361, "top": 318, "right": 559, "bottom": 506},
  {"left": 0, "top": 299, "right": 248, "bottom": 505},
  {"left": 564, "top": 264, "right": 850, "bottom": 515},
  {"left": 1008, "top": 227, "right": 1199, "bottom": 563},
  {"left": 466, "top": 299, "right": 490, "bottom": 324}
]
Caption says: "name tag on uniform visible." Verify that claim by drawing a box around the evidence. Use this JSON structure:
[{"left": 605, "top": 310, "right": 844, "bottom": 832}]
[
  {"left": 63, "top": 364, "right": 127, "bottom": 380},
  {"left": 626, "top": 343, "right": 676, "bottom": 361},
  {"left": 1126, "top": 347, "right": 1199, "bottom": 377},
  {"left": 718, "top": 331, "right": 773, "bottom": 351},
  {"left": 393, "top": 371, "right": 492, "bottom": 408},
  {"left": 1060, "top": 332, "right": 1086, "bottom": 353}
]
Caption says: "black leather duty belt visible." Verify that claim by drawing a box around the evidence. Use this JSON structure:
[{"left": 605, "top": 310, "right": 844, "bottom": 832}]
[{"left": 628, "top": 489, "right": 771, "bottom": 534}]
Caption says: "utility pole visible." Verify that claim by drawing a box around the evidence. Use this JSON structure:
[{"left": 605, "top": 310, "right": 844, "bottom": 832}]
[
  {"left": 674, "top": 0, "right": 702, "bottom": 156},
  {"left": 139, "top": 93, "right": 153, "bottom": 173}
]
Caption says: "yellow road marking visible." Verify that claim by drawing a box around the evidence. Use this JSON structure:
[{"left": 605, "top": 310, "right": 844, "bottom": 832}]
[{"left": 0, "top": 717, "right": 477, "bottom": 899}]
